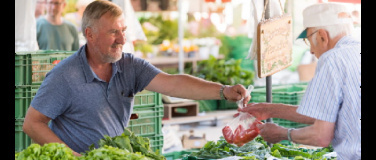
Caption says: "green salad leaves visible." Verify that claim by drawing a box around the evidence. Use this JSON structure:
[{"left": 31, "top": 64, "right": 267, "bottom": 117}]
[
  {"left": 15, "top": 128, "right": 165, "bottom": 160},
  {"left": 184, "top": 136, "right": 336, "bottom": 160}
]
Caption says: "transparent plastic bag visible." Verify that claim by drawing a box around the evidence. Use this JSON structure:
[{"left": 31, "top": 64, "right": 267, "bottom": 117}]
[
  {"left": 222, "top": 85, "right": 261, "bottom": 147},
  {"left": 222, "top": 112, "right": 262, "bottom": 147}
]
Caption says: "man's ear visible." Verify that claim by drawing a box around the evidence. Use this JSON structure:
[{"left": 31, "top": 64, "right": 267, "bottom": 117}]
[
  {"left": 317, "top": 29, "right": 329, "bottom": 46},
  {"left": 85, "top": 27, "right": 93, "bottom": 42}
]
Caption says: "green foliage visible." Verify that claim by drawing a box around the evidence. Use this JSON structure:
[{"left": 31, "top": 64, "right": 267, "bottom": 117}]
[
  {"left": 134, "top": 41, "right": 154, "bottom": 55},
  {"left": 271, "top": 143, "right": 335, "bottom": 160},
  {"left": 15, "top": 143, "right": 78, "bottom": 160},
  {"left": 63, "top": 0, "right": 78, "bottom": 16},
  {"left": 194, "top": 55, "right": 254, "bottom": 86},
  {"left": 87, "top": 128, "right": 166, "bottom": 160},
  {"left": 139, "top": 16, "right": 178, "bottom": 45},
  {"left": 183, "top": 136, "right": 336, "bottom": 160},
  {"left": 79, "top": 145, "right": 151, "bottom": 160},
  {"left": 185, "top": 136, "right": 269, "bottom": 160}
]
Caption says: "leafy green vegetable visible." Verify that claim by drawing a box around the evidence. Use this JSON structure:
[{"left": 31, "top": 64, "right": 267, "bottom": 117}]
[
  {"left": 194, "top": 55, "right": 254, "bottom": 86},
  {"left": 88, "top": 128, "right": 166, "bottom": 160},
  {"left": 15, "top": 143, "right": 78, "bottom": 160},
  {"left": 78, "top": 145, "right": 151, "bottom": 160},
  {"left": 272, "top": 149, "right": 282, "bottom": 158},
  {"left": 184, "top": 136, "right": 336, "bottom": 160},
  {"left": 186, "top": 136, "right": 269, "bottom": 160},
  {"left": 271, "top": 143, "right": 335, "bottom": 160}
]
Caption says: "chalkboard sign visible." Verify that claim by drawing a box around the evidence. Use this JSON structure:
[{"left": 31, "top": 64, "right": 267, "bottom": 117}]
[{"left": 257, "top": 15, "right": 293, "bottom": 78}]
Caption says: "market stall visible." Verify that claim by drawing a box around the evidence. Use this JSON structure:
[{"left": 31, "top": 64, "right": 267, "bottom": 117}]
[{"left": 15, "top": 0, "right": 361, "bottom": 159}]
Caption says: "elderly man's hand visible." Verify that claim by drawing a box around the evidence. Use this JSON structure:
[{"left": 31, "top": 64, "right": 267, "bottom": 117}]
[
  {"left": 238, "top": 103, "right": 272, "bottom": 121},
  {"left": 257, "top": 122, "right": 287, "bottom": 144}
]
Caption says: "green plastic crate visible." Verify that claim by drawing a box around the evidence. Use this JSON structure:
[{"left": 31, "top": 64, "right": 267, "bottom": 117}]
[
  {"left": 127, "top": 105, "right": 164, "bottom": 137},
  {"left": 197, "top": 100, "right": 218, "bottom": 112},
  {"left": 163, "top": 149, "right": 199, "bottom": 160},
  {"left": 250, "top": 84, "right": 307, "bottom": 105},
  {"left": 134, "top": 90, "right": 162, "bottom": 108},
  {"left": 15, "top": 85, "right": 40, "bottom": 118},
  {"left": 15, "top": 118, "right": 32, "bottom": 152},
  {"left": 145, "top": 134, "right": 164, "bottom": 154},
  {"left": 15, "top": 51, "right": 75, "bottom": 85},
  {"left": 217, "top": 99, "right": 238, "bottom": 110},
  {"left": 252, "top": 84, "right": 309, "bottom": 129}
]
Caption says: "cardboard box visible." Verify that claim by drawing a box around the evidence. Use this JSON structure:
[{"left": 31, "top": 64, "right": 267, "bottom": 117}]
[{"left": 181, "top": 130, "right": 207, "bottom": 149}]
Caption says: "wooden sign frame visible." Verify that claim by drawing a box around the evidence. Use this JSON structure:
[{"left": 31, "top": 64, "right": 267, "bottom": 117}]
[{"left": 257, "top": 14, "right": 293, "bottom": 78}]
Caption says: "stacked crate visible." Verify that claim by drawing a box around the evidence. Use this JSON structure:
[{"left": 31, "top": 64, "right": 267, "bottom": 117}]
[
  {"left": 128, "top": 89, "right": 164, "bottom": 153},
  {"left": 15, "top": 51, "right": 75, "bottom": 152},
  {"left": 15, "top": 51, "right": 164, "bottom": 153}
]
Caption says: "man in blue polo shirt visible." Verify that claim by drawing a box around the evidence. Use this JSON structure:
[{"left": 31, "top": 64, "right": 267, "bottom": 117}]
[
  {"left": 23, "top": 0, "right": 251, "bottom": 156},
  {"left": 239, "top": 3, "right": 361, "bottom": 160}
]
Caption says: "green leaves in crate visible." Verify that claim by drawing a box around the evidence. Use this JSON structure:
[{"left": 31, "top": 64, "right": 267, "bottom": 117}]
[
  {"left": 194, "top": 55, "right": 254, "bottom": 86},
  {"left": 271, "top": 143, "right": 334, "bottom": 160},
  {"left": 15, "top": 143, "right": 78, "bottom": 160},
  {"left": 185, "top": 136, "right": 335, "bottom": 160},
  {"left": 88, "top": 128, "right": 165, "bottom": 160},
  {"left": 187, "top": 136, "right": 269, "bottom": 160},
  {"left": 79, "top": 145, "right": 151, "bottom": 160}
]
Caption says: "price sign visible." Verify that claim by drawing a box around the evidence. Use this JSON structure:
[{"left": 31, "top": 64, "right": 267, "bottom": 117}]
[{"left": 257, "top": 15, "right": 293, "bottom": 78}]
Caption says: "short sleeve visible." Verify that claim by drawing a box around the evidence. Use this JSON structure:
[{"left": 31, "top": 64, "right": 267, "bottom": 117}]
[
  {"left": 133, "top": 57, "right": 162, "bottom": 93},
  {"left": 30, "top": 71, "right": 72, "bottom": 119}
]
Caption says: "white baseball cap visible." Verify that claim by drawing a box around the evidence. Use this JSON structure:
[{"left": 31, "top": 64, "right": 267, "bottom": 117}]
[{"left": 297, "top": 2, "right": 353, "bottom": 39}]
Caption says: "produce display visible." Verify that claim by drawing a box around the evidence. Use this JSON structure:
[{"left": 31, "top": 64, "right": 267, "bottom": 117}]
[
  {"left": 15, "top": 128, "right": 165, "bottom": 160},
  {"left": 88, "top": 128, "right": 165, "bottom": 160},
  {"left": 183, "top": 136, "right": 336, "bottom": 160},
  {"left": 15, "top": 143, "right": 77, "bottom": 160}
]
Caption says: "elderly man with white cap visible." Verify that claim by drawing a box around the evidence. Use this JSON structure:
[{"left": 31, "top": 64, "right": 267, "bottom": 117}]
[{"left": 239, "top": 2, "right": 361, "bottom": 159}]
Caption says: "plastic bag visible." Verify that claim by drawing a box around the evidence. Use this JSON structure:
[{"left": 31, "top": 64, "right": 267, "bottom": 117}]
[
  {"left": 222, "top": 112, "right": 262, "bottom": 147},
  {"left": 222, "top": 85, "right": 261, "bottom": 147}
]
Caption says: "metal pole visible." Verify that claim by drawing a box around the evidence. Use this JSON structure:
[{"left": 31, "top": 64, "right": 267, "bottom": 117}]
[
  {"left": 178, "top": 0, "right": 184, "bottom": 74},
  {"left": 264, "top": 0, "right": 273, "bottom": 147}
]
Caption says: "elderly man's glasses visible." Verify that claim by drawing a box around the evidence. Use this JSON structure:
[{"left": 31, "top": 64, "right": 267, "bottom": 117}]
[{"left": 303, "top": 30, "right": 318, "bottom": 46}]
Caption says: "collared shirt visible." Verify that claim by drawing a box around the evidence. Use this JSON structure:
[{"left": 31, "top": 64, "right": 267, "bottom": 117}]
[
  {"left": 30, "top": 45, "right": 161, "bottom": 153},
  {"left": 297, "top": 36, "right": 361, "bottom": 160}
]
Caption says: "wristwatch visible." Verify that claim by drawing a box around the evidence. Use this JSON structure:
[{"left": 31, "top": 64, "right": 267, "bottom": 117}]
[
  {"left": 287, "top": 128, "right": 295, "bottom": 142},
  {"left": 219, "top": 85, "right": 227, "bottom": 100}
]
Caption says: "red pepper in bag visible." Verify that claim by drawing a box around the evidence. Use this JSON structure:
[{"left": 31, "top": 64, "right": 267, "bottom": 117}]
[
  {"left": 222, "top": 126, "right": 234, "bottom": 143},
  {"left": 221, "top": 112, "right": 262, "bottom": 147}
]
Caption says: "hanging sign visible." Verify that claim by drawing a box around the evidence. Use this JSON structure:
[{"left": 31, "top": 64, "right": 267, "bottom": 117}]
[{"left": 257, "top": 14, "right": 293, "bottom": 78}]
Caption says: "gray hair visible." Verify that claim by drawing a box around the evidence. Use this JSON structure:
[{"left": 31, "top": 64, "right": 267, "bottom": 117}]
[
  {"left": 81, "top": 0, "right": 123, "bottom": 38},
  {"left": 311, "top": 23, "right": 354, "bottom": 46}
]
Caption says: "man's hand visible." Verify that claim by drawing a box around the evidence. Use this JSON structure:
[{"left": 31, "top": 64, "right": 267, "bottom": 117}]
[
  {"left": 257, "top": 122, "right": 287, "bottom": 144},
  {"left": 224, "top": 84, "right": 251, "bottom": 105},
  {"left": 238, "top": 103, "right": 272, "bottom": 121}
]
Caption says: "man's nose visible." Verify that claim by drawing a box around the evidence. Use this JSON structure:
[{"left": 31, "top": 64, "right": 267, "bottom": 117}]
[{"left": 116, "top": 32, "right": 126, "bottom": 45}]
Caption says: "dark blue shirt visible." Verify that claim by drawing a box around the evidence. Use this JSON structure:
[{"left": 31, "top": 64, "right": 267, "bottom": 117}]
[{"left": 30, "top": 45, "right": 161, "bottom": 153}]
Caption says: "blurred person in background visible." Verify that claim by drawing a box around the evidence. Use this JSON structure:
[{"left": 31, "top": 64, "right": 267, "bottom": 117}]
[
  {"left": 239, "top": 3, "right": 361, "bottom": 160},
  {"left": 64, "top": 0, "right": 94, "bottom": 47},
  {"left": 35, "top": 0, "right": 47, "bottom": 19},
  {"left": 36, "top": 0, "right": 79, "bottom": 51},
  {"left": 23, "top": 0, "right": 251, "bottom": 156}
]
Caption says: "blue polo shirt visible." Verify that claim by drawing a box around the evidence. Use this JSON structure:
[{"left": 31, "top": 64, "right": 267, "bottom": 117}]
[{"left": 30, "top": 45, "right": 161, "bottom": 153}]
